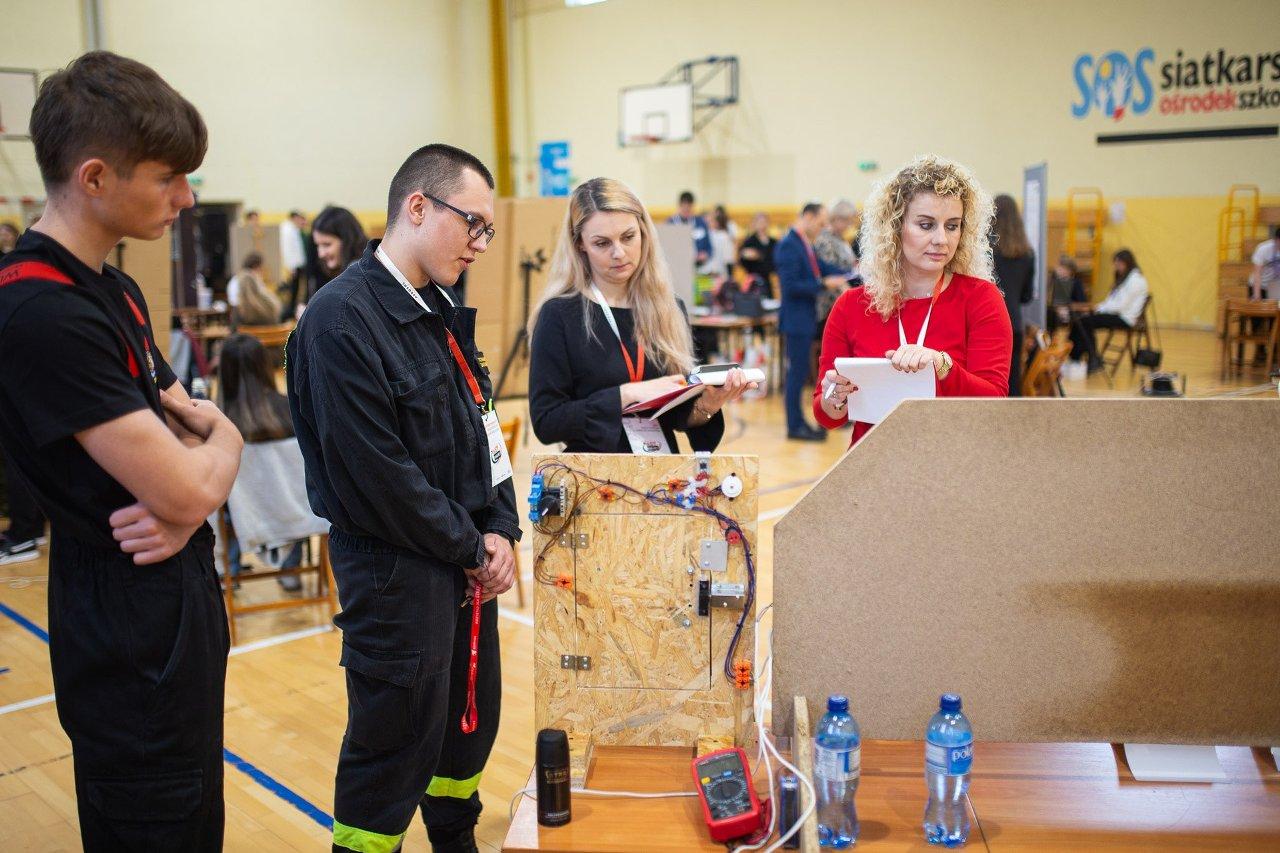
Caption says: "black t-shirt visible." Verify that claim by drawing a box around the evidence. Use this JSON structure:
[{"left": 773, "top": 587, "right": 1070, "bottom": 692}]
[
  {"left": 738, "top": 233, "right": 776, "bottom": 280},
  {"left": 0, "top": 229, "right": 178, "bottom": 547}
]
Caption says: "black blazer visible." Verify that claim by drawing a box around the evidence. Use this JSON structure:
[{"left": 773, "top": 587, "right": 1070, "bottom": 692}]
[{"left": 528, "top": 294, "right": 725, "bottom": 454}]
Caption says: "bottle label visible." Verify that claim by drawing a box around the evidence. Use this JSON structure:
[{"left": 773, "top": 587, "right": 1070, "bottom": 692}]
[
  {"left": 925, "top": 740, "right": 973, "bottom": 776},
  {"left": 813, "top": 743, "right": 860, "bottom": 782}
]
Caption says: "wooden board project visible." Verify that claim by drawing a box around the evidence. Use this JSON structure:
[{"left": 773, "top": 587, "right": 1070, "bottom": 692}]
[
  {"left": 773, "top": 398, "right": 1280, "bottom": 745},
  {"left": 533, "top": 453, "right": 758, "bottom": 747}
]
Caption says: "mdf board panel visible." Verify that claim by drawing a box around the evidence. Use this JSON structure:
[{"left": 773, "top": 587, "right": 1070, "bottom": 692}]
[
  {"left": 229, "top": 224, "right": 282, "bottom": 285},
  {"left": 118, "top": 229, "right": 173, "bottom": 355},
  {"left": 773, "top": 398, "right": 1280, "bottom": 745},
  {"left": 532, "top": 453, "right": 758, "bottom": 747},
  {"left": 466, "top": 198, "right": 513, "bottom": 322}
]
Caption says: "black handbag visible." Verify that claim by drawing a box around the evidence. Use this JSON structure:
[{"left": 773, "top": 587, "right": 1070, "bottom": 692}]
[{"left": 1134, "top": 348, "right": 1162, "bottom": 369}]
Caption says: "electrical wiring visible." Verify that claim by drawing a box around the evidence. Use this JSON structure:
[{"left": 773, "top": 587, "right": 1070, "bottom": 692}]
[
  {"left": 508, "top": 785, "right": 697, "bottom": 823},
  {"left": 530, "top": 460, "right": 756, "bottom": 685}
]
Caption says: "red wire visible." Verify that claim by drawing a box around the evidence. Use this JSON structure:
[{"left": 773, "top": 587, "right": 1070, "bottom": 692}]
[{"left": 460, "top": 583, "right": 483, "bottom": 734}]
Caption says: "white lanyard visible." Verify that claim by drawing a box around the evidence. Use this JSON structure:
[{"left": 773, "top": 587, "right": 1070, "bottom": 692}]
[
  {"left": 897, "top": 275, "right": 947, "bottom": 348},
  {"left": 589, "top": 282, "right": 625, "bottom": 346},
  {"left": 375, "top": 244, "right": 457, "bottom": 314}
]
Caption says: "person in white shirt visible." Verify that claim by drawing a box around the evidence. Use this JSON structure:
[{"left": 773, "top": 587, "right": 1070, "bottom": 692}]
[
  {"left": 279, "top": 210, "right": 309, "bottom": 319},
  {"left": 1247, "top": 226, "right": 1280, "bottom": 365},
  {"left": 1076, "top": 249, "right": 1148, "bottom": 373}
]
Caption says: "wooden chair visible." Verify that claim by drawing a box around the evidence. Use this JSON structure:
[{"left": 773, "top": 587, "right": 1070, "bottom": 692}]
[
  {"left": 217, "top": 511, "right": 338, "bottom": 646},
  {"left": 500, "top": 415, "right": 527, "bottom": 608},
  {"left": 1022, "top": 334, "right": 1074, "bottom": 397},
  {"left": 1220, "top": 298, "right": 1280, "bottom": 379},
  {"left": 238, "top": 321, "right": 294, "bottom": 348},
  {"left": 1099, "top": 295, "right": 1154, "bottom": 382}
]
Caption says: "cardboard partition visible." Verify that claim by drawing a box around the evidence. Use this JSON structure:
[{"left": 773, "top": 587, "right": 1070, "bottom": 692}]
[{"left": 773, "top": 398, "right": 1280, "bottom": 745}]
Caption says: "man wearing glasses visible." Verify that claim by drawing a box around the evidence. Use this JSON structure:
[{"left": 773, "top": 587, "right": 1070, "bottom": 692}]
[{"left": 287, "top": 143, "right": 519, "bottom": 853}]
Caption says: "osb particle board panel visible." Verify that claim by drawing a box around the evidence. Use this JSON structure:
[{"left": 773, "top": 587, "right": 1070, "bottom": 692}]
[
  {"left": 773, "top": 398, "right": 1280, "bottom": 745},
  {"left": 533, "top": 453, "right": 758, "bottom": 747}
]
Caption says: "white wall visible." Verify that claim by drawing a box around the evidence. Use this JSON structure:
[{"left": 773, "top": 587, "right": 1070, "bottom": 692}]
[
  {"left": 0, "top": 0, "right": 497, "bottom": 216},
  {"left": 512, "top": 0, "right": 1280, "bottom": 205}
]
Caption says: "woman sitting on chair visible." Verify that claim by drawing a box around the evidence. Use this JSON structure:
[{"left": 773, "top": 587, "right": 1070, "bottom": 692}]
[
  {"left": 227, "top": 252, "right": 281, "bottom": 327},
  {"left": 218, "top": 333, "right": 302, "bottom": 589},
  {"left": 1074, "top": 249, "right": 1149, "bottom": 372}
]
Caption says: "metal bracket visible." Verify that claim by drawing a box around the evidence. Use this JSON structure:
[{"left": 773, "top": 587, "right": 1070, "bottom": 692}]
[
  {"left": 557, "top": 532, "right": 590, "bottom": 550},
  {"left": 710, "top": 582, "right": 747, "bottom": 610},
  {"left": 700, "top": 539, "right": 728, "bottom": 571},
  {"left": 560, "top": 654, "right": 592, "bottom": 671},
  {"left": 657, "top": 55, "right": 740, "bottom": 133}
]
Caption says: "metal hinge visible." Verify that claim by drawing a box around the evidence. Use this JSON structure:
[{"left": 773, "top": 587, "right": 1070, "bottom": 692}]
[
  {"left": 560, "top": 654, "right": 592, "bottom": 671},
  {"left": 557, "top": 532, "right": 590, "bottom": 550}
]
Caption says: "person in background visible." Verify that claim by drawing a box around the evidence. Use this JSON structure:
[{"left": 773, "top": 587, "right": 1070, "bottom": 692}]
[
  {"left": 1074, "top": 249, "right": 1148, "bottom": 372},
  {"left": 714, "top": 204, "right": 740, "bottom": 242},
  {"left": 816, "top": 155, "right": 1012, "bottom": 446},
  {"left": 1248, "top": 225, "right": 1280, "bottom": 366},
  {"left": 243, "top": 209, "right": 260, "bottom": 227},
  {"left": 1047, "top": 256, "right": 1088, "bottom": 364},
  {"left": 279, "top": 209, "right": 309, "bottom": 318},
  {"left": 667, "top": 190, "right": 711, "bottom": 265},
  {"left": 700, "top": 206, "right": 736, "bottom": 281},
  {"left": 310, "top": 205, "right": 367, "bottom": 295},
  {"left": 814, "top": 198, "right": 858, "bottom": 333},
  {"left": 990, "top": 194, "right": 1035, "bottom": 396},
  {"left": 216, "top": 333, "right": 301, "bottom": 590},
  {"left": 529, "top": 177, "right": 752, "bottom": 455},
  {"left": 0, "top": 451, "right": 47, "bottom": 565},
  {"left": 738, "top": 212, "right": 777, "bottom": 296},
  {"left": 0, "top": 222, "right": 19, "bottom": 255},
  {"left": 226, "top": 252, "right": 281, "bottom": 327},
  {"left": 775, "top": 202, "right": 848, "bottom": 441}
]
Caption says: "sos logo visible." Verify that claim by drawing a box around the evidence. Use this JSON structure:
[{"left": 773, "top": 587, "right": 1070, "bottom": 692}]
[{"left": 1072, "top": 49, "right": 1156, "bottom": 119}]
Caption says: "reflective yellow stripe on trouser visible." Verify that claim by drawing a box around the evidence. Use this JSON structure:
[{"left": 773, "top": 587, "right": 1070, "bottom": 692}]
[
  {"left": 426, "top": 771, "right": 483, "bottom": 799},
  {"left": 332, "top": 820, "right": 406, "bottom": 853}
]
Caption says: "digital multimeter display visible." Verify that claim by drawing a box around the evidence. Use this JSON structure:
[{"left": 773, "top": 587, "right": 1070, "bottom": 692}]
[{"left": 692, "top": 747, "right": 763, "bottom": 842}]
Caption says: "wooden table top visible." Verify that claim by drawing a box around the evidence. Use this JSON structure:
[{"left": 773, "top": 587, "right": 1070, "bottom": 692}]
[
  {"left": 691, "top": 313, "right": 778, "bottom": 329},
  {"left": 504, "top": 741, "right": 1280, "bottom": 851}
]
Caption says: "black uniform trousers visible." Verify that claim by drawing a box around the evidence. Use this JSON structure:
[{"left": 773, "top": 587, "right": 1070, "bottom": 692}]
[
  {"left": 49, "top": 528, "right": 229, "bottom": 852},
  {"left": 329, "top": 530, "right": 501, "bottom": 853}
]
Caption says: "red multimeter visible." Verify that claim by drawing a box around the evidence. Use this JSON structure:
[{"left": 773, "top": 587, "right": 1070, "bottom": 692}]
[{"left": 691, "top": 747, "right": 764, "bottom": 842}]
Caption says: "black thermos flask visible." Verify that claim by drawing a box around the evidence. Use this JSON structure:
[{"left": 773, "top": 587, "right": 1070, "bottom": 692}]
[{"left": 536, "top": 728, "right": 572, "bottom": 826}]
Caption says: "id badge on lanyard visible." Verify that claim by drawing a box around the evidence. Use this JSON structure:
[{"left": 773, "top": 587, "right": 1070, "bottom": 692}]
[
  {"left": 590, "top": 283, "right": 672, "bottom": 455},
  {"left": 377, "top": 244, "right": 513, "bottom": 486}
]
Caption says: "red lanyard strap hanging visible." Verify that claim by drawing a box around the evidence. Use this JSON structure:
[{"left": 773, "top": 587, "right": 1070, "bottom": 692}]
[
  {"left": 460, "top": 582, "right": 483, "bottom": 734},
  {"left": 444, "top": 330, "right": 486, "bottom": 409},
  {"left": 797, "top": 229, "right": 821, "bottom": 279},
  {"left": 589, "top": 283, "right": 646, "bottom": 383},
  {"left": 897, "top": 273, "right": 948, "bottom": 348}
]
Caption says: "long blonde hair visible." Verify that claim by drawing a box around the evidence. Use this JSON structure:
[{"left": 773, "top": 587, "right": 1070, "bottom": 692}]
[
  {"left": 858, "top": 154, "right": 994, "bottom": 320},
  {"left": 528, "top": 177, "right": 694, "bottom": 374}
]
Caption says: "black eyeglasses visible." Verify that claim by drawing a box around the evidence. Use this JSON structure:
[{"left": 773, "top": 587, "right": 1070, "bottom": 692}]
[{"left": 426, "top": 194, "right": 496, "bottom": 243}]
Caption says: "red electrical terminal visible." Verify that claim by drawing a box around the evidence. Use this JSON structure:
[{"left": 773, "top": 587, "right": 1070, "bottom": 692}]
[
  {"left": 726, "top": 529, "right": 742, "bottom": 545},
  {"left": 598, "top": 485, "right": 618, "bottom": 502},
  {"left": 555, "top": 572, "right": 573, "bottom": 590},
  {"left": 667, "top": 478, "right": 689, "bottom": 491}
]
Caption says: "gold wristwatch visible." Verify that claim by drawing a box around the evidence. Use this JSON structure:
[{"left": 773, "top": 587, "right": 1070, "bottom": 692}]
[{"left": 936, "top": 351, "right": 953, "bottom": 380}]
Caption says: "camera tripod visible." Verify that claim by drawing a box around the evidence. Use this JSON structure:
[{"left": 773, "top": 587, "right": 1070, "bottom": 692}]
[{"left": 493, "top": 247, "right": 546, "bottom": 400}]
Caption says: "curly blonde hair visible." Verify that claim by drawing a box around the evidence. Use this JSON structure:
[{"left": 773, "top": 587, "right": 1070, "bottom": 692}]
[{"left": 857, "top": 154, "right": 994, "bottom": 320}]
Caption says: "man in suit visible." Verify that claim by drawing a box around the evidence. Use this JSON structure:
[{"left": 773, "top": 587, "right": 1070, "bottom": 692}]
[
  {"left": 666, "top": 190, "right": 712, "bottom": 265},
  {"left": 774, "top": 203, "right": 847, "bottom": 441}
]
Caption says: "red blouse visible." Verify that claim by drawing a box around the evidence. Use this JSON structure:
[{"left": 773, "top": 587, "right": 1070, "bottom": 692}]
[{"left": 813, "top": 274, "right": 1012, "bottom": 445}]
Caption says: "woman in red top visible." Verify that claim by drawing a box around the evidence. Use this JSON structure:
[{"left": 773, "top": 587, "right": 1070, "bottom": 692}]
[{"left": 814, "top": 155, "right": 1012, "bottom": 445}]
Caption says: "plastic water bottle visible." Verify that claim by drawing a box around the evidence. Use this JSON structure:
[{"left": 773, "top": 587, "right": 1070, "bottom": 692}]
[
  {"left": 814, "top": 694, "right": 860, "bottom": 848},
  {"left": 190, "top": 377, "right": 208, "bottom": 400},
  {"left": 923, "top": 693, "right": 973, "bottom": 847}
]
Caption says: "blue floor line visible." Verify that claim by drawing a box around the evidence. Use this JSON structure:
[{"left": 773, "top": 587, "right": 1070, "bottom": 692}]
[{"left": 0, "top": 598, "right": 333, "bottom": 833}]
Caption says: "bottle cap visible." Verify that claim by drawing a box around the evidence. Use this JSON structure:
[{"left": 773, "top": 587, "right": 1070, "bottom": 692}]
[
  {"left": 827, "top": 695, "right": 849, "bottom": 713},
  {"left": 940, "top": 693, "right": 962, "bottom": 713},
  {"left": 536, "top": 728, "right": 569, "bottom": 766}
]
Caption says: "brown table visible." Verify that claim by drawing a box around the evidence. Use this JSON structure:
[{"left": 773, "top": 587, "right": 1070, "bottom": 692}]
[
  {"left": 504, "top": 741, "right": 1280, "bottom": 851},
  {"left": 690, "top": 312, "right": 781, "bottom": 390}
]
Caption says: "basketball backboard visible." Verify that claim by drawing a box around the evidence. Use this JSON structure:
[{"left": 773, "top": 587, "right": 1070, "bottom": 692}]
[{"left": 619, "top": 82, "right": 693, "bottom": 147}]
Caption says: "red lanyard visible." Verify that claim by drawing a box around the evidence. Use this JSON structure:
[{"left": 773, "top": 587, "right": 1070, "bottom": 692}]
[
  {"left": 460, "top": 582, "right": 483, "bottom": 734},
  {"left": 619, "top": 339, "right": 645, "bottom": 384},
  {"left": 443, "top": 330, "right": 486, "bottom": 409},
  {"left": 797, "top": 230, "right": 820, "bottom": 279}
]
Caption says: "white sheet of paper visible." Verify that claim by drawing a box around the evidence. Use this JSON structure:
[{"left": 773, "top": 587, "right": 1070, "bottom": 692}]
[{"left": 833, "top": 357, "right": 936, "bottom": 424}]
